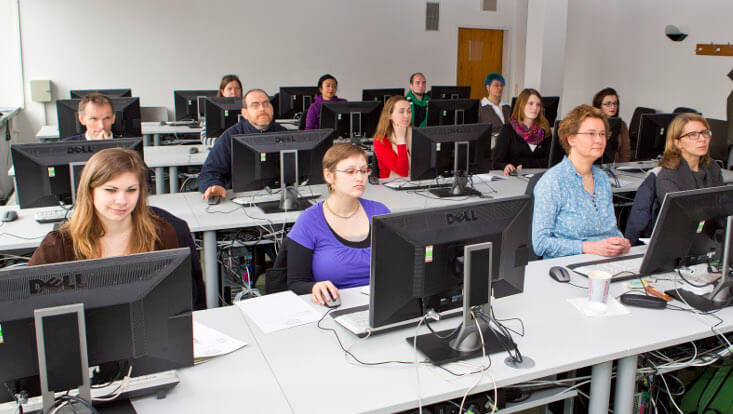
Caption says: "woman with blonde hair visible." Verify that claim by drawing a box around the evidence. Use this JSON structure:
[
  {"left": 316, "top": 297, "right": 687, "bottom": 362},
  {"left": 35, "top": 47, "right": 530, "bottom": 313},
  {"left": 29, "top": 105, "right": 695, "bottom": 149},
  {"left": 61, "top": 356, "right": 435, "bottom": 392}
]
[
  {"left": 656, "top": 112, "right": 722, "bottom": 202},
  {"left": 29, "top": 148, "right": 178, "bottom": 264},
  {"left": 493, "top": 88, "right": 552, "bottom": 175},
  {"left": 372, "top": 95, "right": 412, "bottom": 178}
]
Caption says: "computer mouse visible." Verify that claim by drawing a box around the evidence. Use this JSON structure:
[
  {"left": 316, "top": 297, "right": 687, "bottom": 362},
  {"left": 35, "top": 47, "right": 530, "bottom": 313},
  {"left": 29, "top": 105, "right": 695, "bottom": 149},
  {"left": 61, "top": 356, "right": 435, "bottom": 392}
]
[
  {"left": 321, "top": 291, "right": 341, "bottom": 308},
  {"left": 189, "top": 147, "right": 199, "bottom": 154},
  {"left": 548, "top": 266, "right": 571, "bottom": 283},
  {"left": 508, "top": 170, "right": 518, "bottom": 176},
  {"left": 207, "top": 195, "right": 221, "bottom": 205},
  {"left": 1, "top": 210, "right": 18, "bottom": 222}
]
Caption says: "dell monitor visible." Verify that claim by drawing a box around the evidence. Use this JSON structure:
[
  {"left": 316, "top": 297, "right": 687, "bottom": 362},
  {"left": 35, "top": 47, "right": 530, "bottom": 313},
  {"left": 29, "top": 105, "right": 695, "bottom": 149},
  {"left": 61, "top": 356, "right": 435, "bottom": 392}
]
[
  {"left": 11, "top": 138, "right": 144, "bottom": 209},
  {"left": 370, "top": 196, "right": 532, "bottom": 364},
  {"left": 204, "top": 97, "right": 242, "bottom": 139},
  {"left": 426, "top": 99, "right": 479, "bottom": 126},
  {"left": 278, "top": 86, "right": 318, "bottom": 119},
  {"left": 173, "top": 90, "right": 219, "bottom": 121},
  {"left": 0, "top": 248, "right": 193, "bottom": 411},
  {"left": 70, "top": 89, "right": 132, "bottom": 99},
  {"left": 430, "top": 86, "right": 471, "bottom": 100},
  {"left": 57, "top": 98, "right": 142, "bottom": 139},
  {"left": 409, "top": 124, "right": 492, "bottom": 197},
  {"left": 362, "top": 88, "right": 405, "bottom": 103},
  {"left": 231, "top": 129, "right": 335, "bottom": 213},
  {"left": 635, "top": 113, "right": 676, "bottom": 160},
  {"left": 320, "top": 101, "right": 382, "bottom": 143}
]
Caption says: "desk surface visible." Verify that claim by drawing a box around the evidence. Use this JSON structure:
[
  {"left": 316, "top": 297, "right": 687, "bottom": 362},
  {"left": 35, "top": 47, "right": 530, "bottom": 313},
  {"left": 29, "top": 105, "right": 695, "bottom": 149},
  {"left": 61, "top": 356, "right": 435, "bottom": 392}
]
[
  {"left": 35, "top": 122, "right": 204, "bottom": 140},
  {"left": 126, "top": 248, "right": 733, "bottom": 414}
]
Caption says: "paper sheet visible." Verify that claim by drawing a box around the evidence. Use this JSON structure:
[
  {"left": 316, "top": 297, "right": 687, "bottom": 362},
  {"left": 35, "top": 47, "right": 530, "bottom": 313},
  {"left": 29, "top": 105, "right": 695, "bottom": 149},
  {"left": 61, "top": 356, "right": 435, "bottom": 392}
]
[
  {"left": 567, "top": 296, "right": 630, "bottom": 317},
  {"left": 235, "top": 291, "right": 322, "bottom": 333},
  {"left": 471, "top": 173, "right": 504, "bottom": 182},
  {"left": 193, "top": 321, "right": 247, "bottom": 360}
]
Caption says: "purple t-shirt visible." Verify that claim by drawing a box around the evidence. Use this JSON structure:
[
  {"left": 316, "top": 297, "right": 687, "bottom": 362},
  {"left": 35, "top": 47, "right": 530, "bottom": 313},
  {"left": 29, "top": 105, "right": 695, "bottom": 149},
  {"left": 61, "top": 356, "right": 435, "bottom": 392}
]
[{"left": 287, "top": 198, "right": 390, "bottom": 289}]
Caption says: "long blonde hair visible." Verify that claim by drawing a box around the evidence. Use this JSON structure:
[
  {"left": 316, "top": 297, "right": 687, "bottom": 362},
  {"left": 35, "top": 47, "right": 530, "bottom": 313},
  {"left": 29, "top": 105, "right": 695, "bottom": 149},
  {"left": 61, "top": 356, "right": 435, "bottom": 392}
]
[
  {"left": 64, "top": 148, "right": 160, "bottom": 259},
  {"left": 510, "top": 88, "right": 551, "bottom": 136},
  {"left": 660, "top": 113, "right": 712, "bottom": 170},
  {"left": 374, "top": 95, "right": 412, "bottom": 144}
]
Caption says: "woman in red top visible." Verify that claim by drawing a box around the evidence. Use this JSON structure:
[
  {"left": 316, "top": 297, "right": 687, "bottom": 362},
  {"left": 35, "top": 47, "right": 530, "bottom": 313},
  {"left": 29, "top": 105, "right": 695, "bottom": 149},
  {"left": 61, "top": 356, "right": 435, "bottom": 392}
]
[{"left": 373, "top": 95, "right": 413, "bottom": 178}]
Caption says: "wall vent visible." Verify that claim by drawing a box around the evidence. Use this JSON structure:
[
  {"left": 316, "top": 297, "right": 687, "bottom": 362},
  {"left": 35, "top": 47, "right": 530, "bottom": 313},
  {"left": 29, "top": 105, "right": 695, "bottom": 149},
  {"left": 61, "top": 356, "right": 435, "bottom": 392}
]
[{"left": 426, "top": 2, "right": 439, "bottom": 31}]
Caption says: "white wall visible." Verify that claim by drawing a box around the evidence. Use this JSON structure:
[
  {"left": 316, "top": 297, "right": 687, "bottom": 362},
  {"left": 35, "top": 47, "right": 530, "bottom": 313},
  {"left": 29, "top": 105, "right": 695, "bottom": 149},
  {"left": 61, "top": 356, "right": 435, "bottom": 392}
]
[
  {"left": 0, "top": 0, "right": 23, "bottom": 108},
  {"left": 563, "top": 0, "right": 733, "bottom": 123},
  {"left": 523, "top": 0, "right": 568, "bottom": 100},
  {"left": 13, "top": 0, "right": 528, "bottom": 142}
]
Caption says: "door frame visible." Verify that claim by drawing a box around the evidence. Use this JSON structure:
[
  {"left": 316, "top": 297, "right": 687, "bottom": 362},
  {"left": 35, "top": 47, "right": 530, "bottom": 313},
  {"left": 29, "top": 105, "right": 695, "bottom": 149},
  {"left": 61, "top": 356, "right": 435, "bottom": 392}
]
[{"left": 453, "top": 24, "right": 515, "bottom": 101}]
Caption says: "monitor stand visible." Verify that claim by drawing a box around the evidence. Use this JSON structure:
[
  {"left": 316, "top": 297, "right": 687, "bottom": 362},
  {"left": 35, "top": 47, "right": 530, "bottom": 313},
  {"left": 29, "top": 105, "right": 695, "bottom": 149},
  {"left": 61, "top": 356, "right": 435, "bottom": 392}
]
[
  {"left": 407, "top": 242, "right": 532, "bottom": 367},
  {"left": 430, "top": 171, "right": 480, "bottom": 198},
  {"left": 254, "top": 150, "right": 319, "bottom": 214},
  {"left": 666, "top": 215, "right": 733, "bottom": 311}
]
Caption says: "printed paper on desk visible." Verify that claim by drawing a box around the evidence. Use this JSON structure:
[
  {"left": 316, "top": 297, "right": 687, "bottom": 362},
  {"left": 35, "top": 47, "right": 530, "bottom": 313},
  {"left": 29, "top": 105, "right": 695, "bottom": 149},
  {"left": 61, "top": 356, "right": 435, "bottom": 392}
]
[
  {"left": 193, "top": 321, "right": 247, "bottom": 359},
  {"left": 235, "top": 291, "right": 322, "bottom": 333}
]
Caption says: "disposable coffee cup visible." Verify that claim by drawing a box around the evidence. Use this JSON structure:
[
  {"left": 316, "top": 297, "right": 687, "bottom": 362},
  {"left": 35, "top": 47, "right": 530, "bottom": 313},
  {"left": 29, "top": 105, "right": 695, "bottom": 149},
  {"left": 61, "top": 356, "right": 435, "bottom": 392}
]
[{"left": 587, "top": 270, "right": 612, "bottom": 304}]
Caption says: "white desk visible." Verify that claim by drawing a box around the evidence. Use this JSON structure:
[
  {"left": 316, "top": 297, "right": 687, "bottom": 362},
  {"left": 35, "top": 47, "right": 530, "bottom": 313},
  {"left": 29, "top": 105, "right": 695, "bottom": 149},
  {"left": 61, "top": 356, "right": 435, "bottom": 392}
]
[
  {"left": 35, "top": 122, "right": 203, "bottom": 145},
  {"left": 131, "top": 306, "right": 293, "bottom": 413},
  {"left": 144, "top": 144, "right": 211, "bottom": 194}
]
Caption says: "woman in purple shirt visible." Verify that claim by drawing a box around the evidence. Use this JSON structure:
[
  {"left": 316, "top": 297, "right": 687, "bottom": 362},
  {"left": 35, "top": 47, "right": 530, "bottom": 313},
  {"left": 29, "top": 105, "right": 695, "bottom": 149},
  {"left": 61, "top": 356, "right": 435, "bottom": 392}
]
[
  {"left": 287, "top": 143, "right": 390, "bottom": 305},
  {"left": 304, "top": 74, "right": 347, "bottom": 130}
]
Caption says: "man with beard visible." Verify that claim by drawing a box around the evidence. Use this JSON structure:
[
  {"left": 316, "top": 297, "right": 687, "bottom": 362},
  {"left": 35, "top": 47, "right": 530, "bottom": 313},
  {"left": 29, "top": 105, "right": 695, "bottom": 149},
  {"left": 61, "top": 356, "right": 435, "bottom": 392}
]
[{"left": 198, "top": 88, "right": 287, "bottom": 199}]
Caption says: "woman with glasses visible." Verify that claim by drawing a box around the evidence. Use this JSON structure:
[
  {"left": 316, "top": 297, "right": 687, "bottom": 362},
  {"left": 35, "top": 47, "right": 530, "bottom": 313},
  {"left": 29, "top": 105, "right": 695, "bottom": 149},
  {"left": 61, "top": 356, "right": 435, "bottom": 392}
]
[
  {"left": 493, "top": 88, "right": 552, "bottom": 175},
  {"left": 532, "top": 105, "right": 630, "bottom": 258},
  {"left": 592, "top": 87, "right": 630, "bottom": 162},
  {"left": 656, "top": 113, "right": 722, "bottom": 202},
  {"left": 373, "top": 95, "right": 412, "bottom": 178},
  {"left": 287, "top": 143, "right": 390, "bottom": 305}
]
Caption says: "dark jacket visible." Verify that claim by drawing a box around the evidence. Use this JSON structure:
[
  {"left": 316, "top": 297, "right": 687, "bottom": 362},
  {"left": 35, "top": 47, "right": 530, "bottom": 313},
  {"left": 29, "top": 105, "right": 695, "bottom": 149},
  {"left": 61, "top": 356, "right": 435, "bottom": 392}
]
[
  {"left": 197, "top": 119, "right": 287, "bottom": 192},
  {"left": 492, "top": 124, "right": 550, "bottom": 170},
  {"left": 63, "top": 134, "right": 86, "bottom": 141},
  {"left": 478, "top": 100, "right": 511, "bottom": 136},
  {"left": 656, "top": 157, "right": 723, "bottom": 203},
  {"left": 624, "top": 168, "right": 660, "bottom": 245}
]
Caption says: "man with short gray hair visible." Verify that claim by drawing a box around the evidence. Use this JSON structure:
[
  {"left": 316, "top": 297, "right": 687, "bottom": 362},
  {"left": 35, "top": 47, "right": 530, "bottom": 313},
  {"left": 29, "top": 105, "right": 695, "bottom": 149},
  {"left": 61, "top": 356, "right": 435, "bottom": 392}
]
[{"left": 63, "top": 93, "right": 115, "bottom": 141}]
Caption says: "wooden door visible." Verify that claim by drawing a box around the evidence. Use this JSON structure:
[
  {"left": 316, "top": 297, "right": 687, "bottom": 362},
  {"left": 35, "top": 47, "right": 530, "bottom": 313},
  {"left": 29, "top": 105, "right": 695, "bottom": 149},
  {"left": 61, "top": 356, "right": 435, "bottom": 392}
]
[{"left": 457, "top": 28, "right": 504, "bottom": 100}]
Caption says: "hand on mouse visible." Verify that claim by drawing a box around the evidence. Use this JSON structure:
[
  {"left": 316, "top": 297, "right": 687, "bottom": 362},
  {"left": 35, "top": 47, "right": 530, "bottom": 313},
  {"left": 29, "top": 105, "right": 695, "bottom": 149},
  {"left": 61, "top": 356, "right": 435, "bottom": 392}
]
[
  {"left": 312, "top": 281, "right": 339, "bottom": 305},
  {"left": 503, "top": 164, "right": 517, "bottom": 176},
  {"left": 201, "top": 185, "right": 226, "bottom": 200}
]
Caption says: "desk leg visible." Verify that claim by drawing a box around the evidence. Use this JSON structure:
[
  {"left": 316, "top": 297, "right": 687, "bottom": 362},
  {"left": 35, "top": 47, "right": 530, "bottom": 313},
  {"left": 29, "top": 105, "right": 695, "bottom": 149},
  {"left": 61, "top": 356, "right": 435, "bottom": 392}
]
[
  {"left": 153, "top": 133, "right": 161, "bottom": 146},
  {"left": 143, "top": 133, "right": 151, "bottom": 146},
  {"left": 614, "top": 355, "right": 638, "bottom": 414},
  {"left": 155, "top": 167, "right": 165, "bottom": 195},
  {"left": 203, "top": 230, "right": 218, "bottom": 308},
  {"left": 589, "top": 360, "right": 612, "bottom": 414},
  {"left": 169, "top": 166, "right": 179, "bottom": 193}
]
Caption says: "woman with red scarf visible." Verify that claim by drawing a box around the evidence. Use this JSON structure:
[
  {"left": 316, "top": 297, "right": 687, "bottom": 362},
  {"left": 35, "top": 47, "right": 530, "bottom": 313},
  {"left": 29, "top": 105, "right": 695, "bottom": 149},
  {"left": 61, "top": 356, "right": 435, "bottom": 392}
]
[{"left": 493, "top": 88, "right": 552, "bottom": 175}]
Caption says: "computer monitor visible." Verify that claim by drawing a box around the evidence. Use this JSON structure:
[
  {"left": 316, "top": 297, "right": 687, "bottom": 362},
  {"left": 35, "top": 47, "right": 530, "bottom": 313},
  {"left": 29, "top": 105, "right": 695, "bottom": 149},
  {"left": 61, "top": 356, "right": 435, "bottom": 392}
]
[
  {"left": 641, "top": 186, "right": 733, "bottom": 311},
  {"left": 361, "top": 88, "right": 405, "bottom": 103},
  {"left": 426, "top": 99, "right": 479, "bottom": 126},
  {"left": 69, "top": 89, "right": 132, "bottom": 99},
  {"left": 204, "top": 97, "right": 242, "bottom": 138},
  {"left": 319, "top": 101, "right": 382, "bottom": 143},
  {"left": 11, "top": 138, "right": 144, "bottom": 209},
  {"left": 430, "top": 86, "right": 471, "bottom": 100},
  {"left": 173, "top": 90, "right": 218, "bottom": 121},
  {"left": 410, "top": 124, "right": 492, "bottom": 197},
  {"left": 0, "top": 248, "right": 193, "bottom": 410},
  {"left": 510, "top": 96, "right": 560, "bottom": 126},
  {"left": 370, "top": 196, "right": 532, "bottom": 364},
  {"left": 231, "top": 128, "right": 335, "bottom": 213},
  {"left": 278, "top": 86, "right": 318, "bottom": 119},
  {"left": 547, "top": 119, "right": 565, "bottom": 168},
  {"left": 57, "top": 98, "right": 142, "bottom": 139},
  {"left": 635, "top": 113, "right": 676, "bottom": 160}
]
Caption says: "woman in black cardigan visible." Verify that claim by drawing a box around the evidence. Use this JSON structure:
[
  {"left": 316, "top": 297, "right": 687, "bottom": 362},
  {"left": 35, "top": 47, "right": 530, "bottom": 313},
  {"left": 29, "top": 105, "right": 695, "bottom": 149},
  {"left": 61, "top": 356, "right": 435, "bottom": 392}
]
[{"left": 493, "top": 88, "right": 552, "bottom": 175}]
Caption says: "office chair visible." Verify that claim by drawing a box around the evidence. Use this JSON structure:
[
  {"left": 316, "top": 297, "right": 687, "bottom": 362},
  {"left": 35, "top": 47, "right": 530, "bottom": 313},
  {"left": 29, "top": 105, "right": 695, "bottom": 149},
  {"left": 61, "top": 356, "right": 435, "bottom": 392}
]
[
  {"left": 673, "top": 106, "right": 701, "bottom": 115},
  {"left": 524, "top": 172, "right": 545, "bottom": 261},
  {"left": 706, "top": 118, "right": 729, "bottom": 164},
  {"left": 265, "top": 238, "right": 289, "bottom": 294}
]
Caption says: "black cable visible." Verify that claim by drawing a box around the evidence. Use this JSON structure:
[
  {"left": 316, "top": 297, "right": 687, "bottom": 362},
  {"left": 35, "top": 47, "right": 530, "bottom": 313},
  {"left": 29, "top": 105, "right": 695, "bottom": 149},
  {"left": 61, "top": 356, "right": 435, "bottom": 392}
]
[
  {"left": 3, "top": 382, "right": 22, "bottom": 414},
  {"left": 675, "top": 268, "right": 713, "bottom": 288},
  {"left": 423, "top": 317, "right": 464, "bottom": 339},
  {"left": 316, "top": 309, "right": 427, "bottom": 366}
]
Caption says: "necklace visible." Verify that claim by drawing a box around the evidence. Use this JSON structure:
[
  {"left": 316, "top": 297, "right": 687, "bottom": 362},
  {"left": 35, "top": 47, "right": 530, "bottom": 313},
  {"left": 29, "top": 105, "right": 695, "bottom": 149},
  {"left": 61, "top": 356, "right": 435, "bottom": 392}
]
[{"left": 324, "top": 199, "right": 360, "bottom": 219}]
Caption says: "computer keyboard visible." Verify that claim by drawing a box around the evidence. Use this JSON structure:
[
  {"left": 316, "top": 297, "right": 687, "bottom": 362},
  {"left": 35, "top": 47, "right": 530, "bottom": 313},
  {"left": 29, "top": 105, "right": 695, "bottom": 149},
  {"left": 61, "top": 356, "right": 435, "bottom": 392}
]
[
  {"left": 568, "top": 254, "right": 644, "bottom": 281},
  {"left": 333, "top": 308, "right": 371, "bottom": 336},
  {"left": 34, "top": 209, "right": 69, "bottom": 223},
  {"left": 383, "top": 179, "right": 453, "bottom": 191}
]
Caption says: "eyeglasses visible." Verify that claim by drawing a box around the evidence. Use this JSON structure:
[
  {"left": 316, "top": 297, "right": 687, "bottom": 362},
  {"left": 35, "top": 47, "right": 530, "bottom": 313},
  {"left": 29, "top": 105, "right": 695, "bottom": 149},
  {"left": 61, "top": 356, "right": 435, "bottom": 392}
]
[
  {"left": 332, "top": 168, "right": 371, "bottom": 176},
  {"left": 679, "top": 129, "right": 712, "bottom": 141},
  {"left": 247, "top": 101, "right": 272, "bottom": 110},
  {"left": 601, "top": 101, "right": 619, "bottom": 107},
  {"left": 575, "top": 131, "right": 607, "bottom": 139}
]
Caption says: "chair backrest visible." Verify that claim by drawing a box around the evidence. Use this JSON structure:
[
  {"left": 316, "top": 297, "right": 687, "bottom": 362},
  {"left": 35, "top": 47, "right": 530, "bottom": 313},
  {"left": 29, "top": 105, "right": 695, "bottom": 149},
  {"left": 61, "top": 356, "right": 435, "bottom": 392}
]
[
  {"left": 673, "top": 106, "right": 701, "bottom": 115},
  {"left": 140, "top": 106, "right": 168, "bottom": 122},
  {"left": 265, "top": 238, "right": 289, "bottom": 294},
  {"left": 524, "top": 171, "right": 545, "bottom": 261},
  {"left": 706, "top": 118, "right": 729, "bottom": 163}
]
